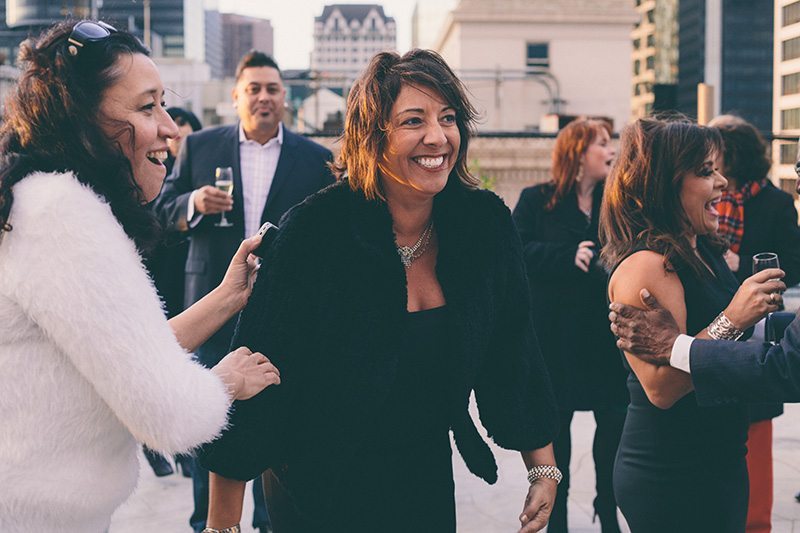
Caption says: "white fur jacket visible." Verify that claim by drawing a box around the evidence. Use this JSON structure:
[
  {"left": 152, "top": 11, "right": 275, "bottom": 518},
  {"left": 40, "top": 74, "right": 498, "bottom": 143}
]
[{"left": 0, "top": 172, "right": 230, "bottom": 532}]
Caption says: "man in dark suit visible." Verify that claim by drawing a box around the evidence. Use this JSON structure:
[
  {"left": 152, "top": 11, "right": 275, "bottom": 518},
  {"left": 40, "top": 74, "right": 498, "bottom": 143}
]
[
  {"left": 154, "top": 51, "right": 334, "bottom": 533},
  {"left": 607, "top": 154, "right": 800, "bottom": 404}
]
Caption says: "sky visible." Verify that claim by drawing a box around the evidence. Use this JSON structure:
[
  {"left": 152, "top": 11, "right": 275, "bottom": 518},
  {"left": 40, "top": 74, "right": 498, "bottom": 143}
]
[{"left": 216, "top": 0, "right": 421, "bottom": 70}]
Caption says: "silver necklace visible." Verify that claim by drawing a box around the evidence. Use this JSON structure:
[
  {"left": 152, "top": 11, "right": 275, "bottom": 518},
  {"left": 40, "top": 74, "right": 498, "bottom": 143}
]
[{"left": 396, "top": 220, "right": 434, "bottom": 268}]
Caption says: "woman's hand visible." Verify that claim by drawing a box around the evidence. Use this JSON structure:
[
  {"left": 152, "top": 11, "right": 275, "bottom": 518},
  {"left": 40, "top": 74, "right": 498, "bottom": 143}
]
[
  {"left": 724, "top": 249, "right": 740, "bottom": 272},
  {"left": 574, "top": 240, "right": 595, "bottom": 273},
  {"left": 211, "top": 346, "right": 280, "bottom": 401},
  {"left": 219, "top": 232, "right": 264, "bottom": 311},
  {"left": 519, "top": 479, "right": 557, "bottom": 532},
  {"left": 723, "top": 268, "right": 786, "bottom": 329}
]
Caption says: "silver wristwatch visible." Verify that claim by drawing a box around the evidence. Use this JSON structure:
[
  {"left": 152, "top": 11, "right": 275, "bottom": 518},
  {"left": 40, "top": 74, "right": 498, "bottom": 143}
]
[
  {"left": 527, "top": 464, "right": 563, "bottom": 485},
  {"left": 201, "top": 525, "right": 240, "bottom": 533}
]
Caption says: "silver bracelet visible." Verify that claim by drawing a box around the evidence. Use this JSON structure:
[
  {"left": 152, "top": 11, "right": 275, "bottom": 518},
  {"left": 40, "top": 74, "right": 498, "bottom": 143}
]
[
  {"left": 201, "top": 525, "right": 240, "bottom": 533},
  {"left": 527, "top": 464, "right": 563, "bottom": 485},
  {"left": 707, "top": 312, "right": 745, "bottom": 341}
]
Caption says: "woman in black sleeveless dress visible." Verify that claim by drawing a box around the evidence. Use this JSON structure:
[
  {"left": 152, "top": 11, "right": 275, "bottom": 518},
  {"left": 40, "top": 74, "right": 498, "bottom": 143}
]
[{"left": 600, "top": 118, "right": 782, "bottom": 532}]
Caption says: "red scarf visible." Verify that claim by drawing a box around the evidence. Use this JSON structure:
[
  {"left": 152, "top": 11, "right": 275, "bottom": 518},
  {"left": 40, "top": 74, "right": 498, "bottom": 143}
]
[{"left": 716, "top": 178, "right": 769, "bottom": 253}]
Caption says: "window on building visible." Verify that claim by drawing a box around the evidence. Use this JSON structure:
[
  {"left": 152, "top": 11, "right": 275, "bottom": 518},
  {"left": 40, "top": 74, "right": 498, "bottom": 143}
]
[
  {"left": 647, "top": 34, "right": 655, "bottom": 47},
  {"left": 782, "top": 107, "right": 800, "bottom": 129},
  {"left": 784, "top": 1, "right": 800, "bottom": 26},
  {"left": 634, "top": 60, "right": 641, "bottom": 76},
  {"left": 783, "top": 72, "right": 800, "bottom": 95},
  {"left": 633, "top": 38, "right": 641, "bottom": 49},
  {"left": 780, "top": 142, "right": 799, "bottom": 164},
  {"left": 526, "top": 43, "right": 549, "bottom": 68},
  {"left": 784, "top": 36, "right": 800, "bottom": 61},
  {"left": 634, "top": 84, "right": 641, "bottom": 96},
  {"left": 646, "top": 9, "right": 654, "bottom": 23},
  {"left": 646, "top": 55, "right": 655, "bottom": 70}
]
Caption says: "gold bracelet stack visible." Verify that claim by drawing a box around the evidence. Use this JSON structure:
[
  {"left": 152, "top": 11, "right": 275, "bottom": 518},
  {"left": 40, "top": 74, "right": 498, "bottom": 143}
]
[
  {"left": 527, "top": 464, "right": 563, "bottom": 485},
  {"left": 707, "top": 312, "right": 745, "bottom": 341}
]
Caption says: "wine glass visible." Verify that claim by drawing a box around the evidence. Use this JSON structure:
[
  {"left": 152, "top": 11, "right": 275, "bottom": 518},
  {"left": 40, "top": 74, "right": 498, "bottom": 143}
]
[
  {"left": 752, "top": 252, "right": 780, "bottom": 275},
  {"left": 214, "top": 167, "right": 234, "bottom": 228}
]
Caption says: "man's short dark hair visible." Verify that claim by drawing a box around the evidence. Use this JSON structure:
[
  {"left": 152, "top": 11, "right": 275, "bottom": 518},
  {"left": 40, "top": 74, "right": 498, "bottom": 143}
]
[{"left": 235, "top": 51, "right": 281, "bottom": 81}]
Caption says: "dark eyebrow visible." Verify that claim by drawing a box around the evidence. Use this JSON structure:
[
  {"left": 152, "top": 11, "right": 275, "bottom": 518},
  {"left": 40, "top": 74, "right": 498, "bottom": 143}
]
[{"left": 396, "top": 105, "right": 455, "bottom": 116}]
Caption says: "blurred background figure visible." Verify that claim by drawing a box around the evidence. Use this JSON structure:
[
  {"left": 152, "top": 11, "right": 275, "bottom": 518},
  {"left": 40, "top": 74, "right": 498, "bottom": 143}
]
[
  {"left": 166, "top": 107, "right": 202, "bottom": 174},
  {"left": 709, "top": 114, "right": 800, "bottom": 533},
  {"left": 512, "top": 118, "right": 628, "bottom": 533},
  {"left": 141, "top": 107, "right": 204, "bottom": 479},
  {"left": 154, "top": 51, "right": 334, "bottom": 533}
]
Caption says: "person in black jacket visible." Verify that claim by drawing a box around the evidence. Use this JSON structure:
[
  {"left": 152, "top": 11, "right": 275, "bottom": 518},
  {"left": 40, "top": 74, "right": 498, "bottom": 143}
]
[
  {"left": 198, "top": 49, "right": 560, "bottom": 533},
  {"left": 512, "top": 118, "right": 628, "bottom": 532},
  {"left": 708, "top": 114, "right": 800, "bottom": 531}
]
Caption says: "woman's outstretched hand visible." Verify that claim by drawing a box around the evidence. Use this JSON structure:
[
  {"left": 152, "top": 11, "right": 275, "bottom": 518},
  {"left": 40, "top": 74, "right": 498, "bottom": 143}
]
[
  {"left": 211, "top": 346, "right": 280, "bottom": 401},
  {"left": 519, "top": 478, "right": 557, "bottom": 532}
]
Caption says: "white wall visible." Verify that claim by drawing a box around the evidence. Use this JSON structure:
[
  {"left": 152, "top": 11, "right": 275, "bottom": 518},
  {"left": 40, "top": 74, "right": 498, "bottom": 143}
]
[{"left": 437, "top": 13, "right": 633, "bottom": 131}]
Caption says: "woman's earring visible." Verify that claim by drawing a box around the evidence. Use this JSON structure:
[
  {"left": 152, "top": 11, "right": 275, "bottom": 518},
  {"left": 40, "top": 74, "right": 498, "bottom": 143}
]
[{"left": 576, "top": 165, "right": 584, "bottom": 183}]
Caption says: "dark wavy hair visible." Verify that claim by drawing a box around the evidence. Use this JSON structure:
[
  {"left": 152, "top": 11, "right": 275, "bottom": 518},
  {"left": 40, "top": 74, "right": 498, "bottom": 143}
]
[
  {"left": 600, "top": 116, "right": 726, "bottom": 275},
  {"left": 708, "top": 114, "right": 772, "bottom": 187},
  {"left": 332, "top": 49, "right": 479, "bottom": 200},
  {"left": 0, "top": 20, "right": 161, "bottom": 252}
]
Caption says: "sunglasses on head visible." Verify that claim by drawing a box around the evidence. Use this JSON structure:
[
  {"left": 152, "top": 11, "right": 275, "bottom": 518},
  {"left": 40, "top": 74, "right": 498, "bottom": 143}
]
[{"left": 67, "top": 20, "right": 117, "bottom": 57}]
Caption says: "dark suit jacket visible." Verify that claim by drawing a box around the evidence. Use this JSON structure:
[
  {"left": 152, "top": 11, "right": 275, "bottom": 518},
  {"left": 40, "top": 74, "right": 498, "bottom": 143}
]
[
  {"left": 691, "top": 314, "right": 800, "bottom": 405},
  {"left": 730, "top": 183, "right": 800, "bottom": 421},
  {"left": 153, "top": 124, "right": 334, "bottom": 365}
]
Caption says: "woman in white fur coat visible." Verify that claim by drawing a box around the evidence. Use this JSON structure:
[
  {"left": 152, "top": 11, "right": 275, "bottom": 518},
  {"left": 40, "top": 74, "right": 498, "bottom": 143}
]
[{"left": 0, "top": 21, "right": 281, "bottom": 532}]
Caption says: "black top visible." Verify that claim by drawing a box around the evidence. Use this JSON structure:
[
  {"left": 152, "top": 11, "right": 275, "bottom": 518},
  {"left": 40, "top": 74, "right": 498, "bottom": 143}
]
[
  {"left": 198, "top": 179, "right": 558, "bottom": 491},
  {"left": 280, "top": 306, "right": 457, "bottom": 530},
  {"left": 512, "top": 181, "right": 628, "bottom": 410},
  {"left": 620, "top": 238, "right": 749, "bottom": 465}
]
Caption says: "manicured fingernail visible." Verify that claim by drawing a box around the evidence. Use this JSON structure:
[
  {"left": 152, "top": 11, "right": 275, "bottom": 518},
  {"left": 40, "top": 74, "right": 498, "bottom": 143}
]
[
  {"left": 642, "top": 289, "right": 650, "bottom": 297},
  {"left": 520, "top": 514, "right": 528, "bottom": 523}
]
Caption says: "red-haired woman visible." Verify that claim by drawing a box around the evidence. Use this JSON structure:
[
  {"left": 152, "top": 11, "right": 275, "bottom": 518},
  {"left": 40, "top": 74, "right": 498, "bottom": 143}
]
[{"left": 512, "top": 118, "right": 628, "bottom": 532}]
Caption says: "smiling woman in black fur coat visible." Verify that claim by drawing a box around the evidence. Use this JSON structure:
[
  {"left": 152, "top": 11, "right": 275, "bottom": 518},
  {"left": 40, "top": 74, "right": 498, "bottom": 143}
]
[{"left": 199, "top": 49, "right": 560, "bottom": 533}]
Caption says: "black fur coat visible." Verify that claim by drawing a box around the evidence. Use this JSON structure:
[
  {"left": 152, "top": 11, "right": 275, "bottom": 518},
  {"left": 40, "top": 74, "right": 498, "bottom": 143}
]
[{"left": 199, "top": 179, "right": 558, "bottom": 486}]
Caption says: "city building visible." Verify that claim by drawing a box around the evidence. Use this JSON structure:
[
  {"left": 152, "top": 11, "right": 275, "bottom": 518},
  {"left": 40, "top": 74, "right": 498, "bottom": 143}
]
[
  {"left": 628, "top": 0, "right": 773, "bottom": 134},
  {"left": 630, "top": 0, "right": 678, "bottom": 120},
  {"left": 432, "top": 0, "right": 637, "bottom": 132},
  {"left": 311, "top": 4, "right": 396, "bottom": 85},
  {"left": 774, "top": 0, "right": 800, "bottom": 192},
  {"left": 411, "top": 0, "right": 457, "bottom": 50},
  {"left": 220, "top": 13, "right": 274, "bottom": 78},
  {"left": 0, "top": 0, "right": 204, "bottom": 62}
]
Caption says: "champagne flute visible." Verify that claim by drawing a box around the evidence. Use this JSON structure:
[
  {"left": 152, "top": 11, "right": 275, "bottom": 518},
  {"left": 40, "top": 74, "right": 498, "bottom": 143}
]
[
  {"left": 214, "top": 167, "right": 234, "bottom": 228},
  {"left": 753, "top": 252, "right": 782, "bottom": 337},
  {"left": 752, "top": 252, "right": 780, "bottom": 275}
]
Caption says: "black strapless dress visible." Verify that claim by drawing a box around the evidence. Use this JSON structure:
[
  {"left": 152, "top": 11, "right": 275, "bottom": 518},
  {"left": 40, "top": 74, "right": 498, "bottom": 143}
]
[{"left": 612, "top": 239, "right": 749, "bottom": 532}]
